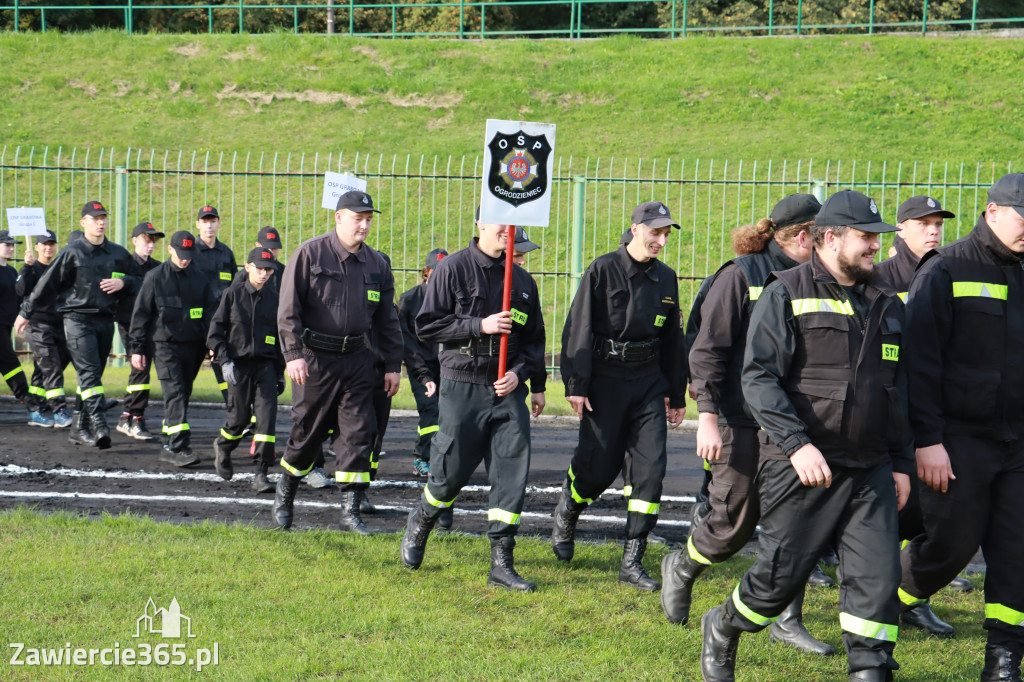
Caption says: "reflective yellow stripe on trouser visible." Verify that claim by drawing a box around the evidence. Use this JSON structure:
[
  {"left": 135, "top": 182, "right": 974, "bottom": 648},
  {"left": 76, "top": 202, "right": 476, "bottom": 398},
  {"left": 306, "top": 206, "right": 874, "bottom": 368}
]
[
  {"left": 687, "top": 535, "right": 714, "bottom": 566},
  {"left": 126, "top": 384, "right": 150, "bottom": 393},
  {"left": 840, "top": 613, "right": 898, "bottom": 642},
  {"left": 44, "top": 388, "right": 64, "bottom": 400},
  {"left": 986, "top": 603, "right": 1024, "bottom": 627},
  {"left": 488, "top": 508, "right": 521, "bottom": 526},
  {"left": 623, "top": 485, "right": 633, "bottom": 497},
  {"left": 3, "top": 366, "right": 24, "bottom": 381},
  {"left": 731, "top": 585, "right": 776, "bottom": 626},
  {"left": 418, "top": 424, "right": 439, "bottom": 437},
  {"left": 163, "top": 423, "right": 190, "bottom": 435},
  {"left": 568, "top": 465, "right": 594, "bottom": 504},
  {"left": 218, "top": 382, "right": 228, "bottom": 391},
  {"left": 334, "top": 471, "right": 371, "bottom": 484},
  {"left": 28, "top": 385, "right": 45, "bottom": 397},
  {"left": 898, "top": 588, "right": 926, "bottom": 607},
  {"left": 423, "top": 484, "right": 456, "bottom": 509},
  {"left": 627, "top": 498, "right": 660, "bottom": 515},
  {"left": 279, "top": 458, "right": 315, "bottom": 477},
  {"left": 220, "top": 428, "right": 245, "bottom": 441},
  {"left": 80, "top": 386, "right": 105, "bottom": 400},
  {"left": 253, "top": 434, "right": 276, "bottom": 443}
]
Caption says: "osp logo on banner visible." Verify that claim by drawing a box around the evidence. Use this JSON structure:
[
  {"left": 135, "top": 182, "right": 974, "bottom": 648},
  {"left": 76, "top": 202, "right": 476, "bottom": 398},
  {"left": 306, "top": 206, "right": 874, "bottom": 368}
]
[{"left": 479, "top": 119, "right": 556, "bottom": 227}]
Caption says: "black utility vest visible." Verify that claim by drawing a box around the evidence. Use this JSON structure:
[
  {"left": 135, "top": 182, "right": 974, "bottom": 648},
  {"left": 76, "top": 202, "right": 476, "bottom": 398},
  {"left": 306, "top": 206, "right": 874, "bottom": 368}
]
[{"left": 774, "top": 259, "right": 904, "bottom": 468}]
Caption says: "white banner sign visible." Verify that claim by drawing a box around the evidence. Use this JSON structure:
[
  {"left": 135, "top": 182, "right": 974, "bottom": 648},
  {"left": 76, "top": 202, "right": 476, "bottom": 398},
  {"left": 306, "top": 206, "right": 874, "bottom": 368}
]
[
  {"left": 321, "top": 172, "right": 368, "bottom": 211},
  {"left": 5, "top": 207, "right": 47, "bottom": 236},
  {"left": 479, "top": 119, "right": 556, "bottom": 228}
]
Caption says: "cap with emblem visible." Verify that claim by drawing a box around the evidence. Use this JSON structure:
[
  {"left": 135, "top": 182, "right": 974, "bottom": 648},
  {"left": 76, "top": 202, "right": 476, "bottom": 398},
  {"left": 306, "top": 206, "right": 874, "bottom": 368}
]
[
  {"left": 132, "top": 222, "right": 165, "bottom": 239},
  {"left": 514, "top": 227, "right": 540, "bottom": 253},
  {"left": 336, "top": 191, "right": 381, "bottom": 214},
  {"left": 34, "top": 229, "right": 57, "bottom": 245},
  {"left": 169, "top": 230, "right": 198, "bottom": 257},
  {"left": 631, "top": 201, "right": 681, "bottom": 230},
  {"left": 424, "top": 248, "right": 448, "bottom": 269},
  {"left": 197, "top": 205, "right": 219, "bottom": 220},
  {"left": 770, "top": 194, "right": 822, "bottom": 230},
  {"left": 988, "top": 173, "right": 1024, "bottom": 219},
  {"left": 247, "top": 247, "right": 276, "bottom": 268},
  {"left": 896, "top": 196, "right": 955, "bottom": 224},
  {"left": 81, "top": 201, "right": 108, "bottom": 217},
  {"left": 257, "top": 225, "right": 283, "bottom": 249},
  {"left": 68, "top": 230, "right": 84, "bottom": 244},
  {"left": 815, "top": 190, "right": 897, "bottom": 233},
  {"left": 0, "top": 230, "right": 22, "bottom": 245}
]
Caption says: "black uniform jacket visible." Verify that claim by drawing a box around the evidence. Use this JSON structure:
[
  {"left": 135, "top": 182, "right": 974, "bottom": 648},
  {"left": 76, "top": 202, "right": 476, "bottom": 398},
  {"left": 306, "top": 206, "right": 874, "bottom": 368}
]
[
  {"left": 560, "top": 244, "right": 685, "bottom": 409},
  {"left": 690, "top": 240, "right": 800, "bottom": 427},
  {"left": 116, "top": 253, "right": 161, "bottom": 327},
  {"left": 195, "top": 239, "right": 238, "bottom": 300},
  {"left": 208, "top": 278, "right": 285, "bottom": 372},
  {"left": 0, "top": 264, "right": 18, "bottom": 327},
  {"left": 416, "top": 238, "right": 545, "bottom": 387},
  {"left": 906, "top": 214, "right": 1024, "bottom": 446},
  {"left": 741, "top": 251, "right": 914, "bottom": 475},
  {"left": 873, "top": 236, "right": 918, "bottom": 301},
  {"left": 278, "top": 232, "right": 402, "bottom": 373},
  {"left": 21, "top": 238, "right": 138, "bottom": 319},
  {"left": 15, "top": 262, "right": 60, "bottom": 325},
  {"left": 128, "top": 261, "right": 216, "bottom": 352},
  {"left": 682, "top": 274, "right": 713, "bottom": 387},
  {"left": 399, "top": 282, "right": 440, "bottom": 385}
]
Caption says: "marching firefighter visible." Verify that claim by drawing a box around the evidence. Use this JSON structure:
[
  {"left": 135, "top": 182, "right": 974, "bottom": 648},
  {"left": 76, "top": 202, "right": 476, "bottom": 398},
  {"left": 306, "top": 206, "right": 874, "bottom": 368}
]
[{"left": 192, "top": 205, "right": 238, "bottom": 401}]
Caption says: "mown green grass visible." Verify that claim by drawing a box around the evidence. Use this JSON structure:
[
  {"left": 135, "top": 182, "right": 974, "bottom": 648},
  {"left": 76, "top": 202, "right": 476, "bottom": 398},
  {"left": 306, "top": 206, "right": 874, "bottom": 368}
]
[
  {"left": 2, "top": 32, "right": 1023, "bottom": 163},
  {"left": 0, "top": 508, "right": 987, "bottom": 681}
]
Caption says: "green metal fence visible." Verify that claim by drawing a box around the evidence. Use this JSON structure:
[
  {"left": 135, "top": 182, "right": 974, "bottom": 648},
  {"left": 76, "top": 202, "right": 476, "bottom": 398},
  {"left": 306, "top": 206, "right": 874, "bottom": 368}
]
[{"left": 1, "top": 145, "right": 1015, "bottom": 375}]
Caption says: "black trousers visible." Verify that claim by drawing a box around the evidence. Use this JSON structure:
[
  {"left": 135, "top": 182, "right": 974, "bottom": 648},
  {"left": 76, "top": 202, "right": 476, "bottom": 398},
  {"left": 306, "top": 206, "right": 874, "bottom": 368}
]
[
  {"left": 418, "top": 379, "right": 530, "bottom": 540},
  {"left": 63, "top": 314, "right": 114, "bottom": 428},
  {"left": 370, "top": 364, "right": 391, "bottom": 482},
  {"left": 1, "top": 325, "right": 29, "bottom": 402},
  {"left": 117, "top": 322, "right": 154, "bottom": 416},
  {"left": 153, "top": 341, "right": 205, "bottom": 452},
  {"left": 25, "top": 319, "right": 70, "bottom": 413},
  {"left": 216, "top": 358, "right": 277, "bottom": 467},
  {"left": 409, "top": 373, "right": 439, "bottom": 461},
  {"left": 281, "top": 347, "right": 374, "bottom": 492},
  {"left": 565, "top": 371, "right": 669, "bottom": 539},
  {"left": 900, "top": 433, "right": 1024, "bottom": 648},
  {"left": 689, "top": 425, "right": 761, "bottom": 564},
  {"left": 724, "top": 459, "right": 901, "bottom": 675},
  {"left": 211, "top": 361, "right": 229, "bottom": 402}
]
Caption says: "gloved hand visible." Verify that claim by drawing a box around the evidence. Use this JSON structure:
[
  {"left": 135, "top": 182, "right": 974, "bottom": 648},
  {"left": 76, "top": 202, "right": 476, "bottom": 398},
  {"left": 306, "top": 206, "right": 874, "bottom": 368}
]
[
  {"left": 221, "top": 361, "right": 237, "bottom": 386},
  {"left": 277, "top": 375, "right": 286, "bottom": 396}
]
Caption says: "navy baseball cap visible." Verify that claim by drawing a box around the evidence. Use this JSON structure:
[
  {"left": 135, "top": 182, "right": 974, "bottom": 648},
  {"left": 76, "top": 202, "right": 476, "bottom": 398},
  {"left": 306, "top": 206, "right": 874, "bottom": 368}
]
[
  {"left": 132, "top": 222, "right": 165, "bottom": 239},
  {"left": 897, "top": 196, "right": 955, "bottom": 223},
  {"left": 988, "top": 173, "right": 1024, "bottom": 219},
  {"left": 0, "top": 230, "right": 22, "bottom": 245},
  {"left": 81, "top": 201, "right": 108, "bottom": 217},
  {"left": 514, "top": 227, "right": 540, "bottom": 253},
  {"left": 169, "top": 230, "right": 198, "bottom": 257},
  {"left": 257, "top": 226, "right": 283, "bottom": 249},
  {"left": 815, "top": 190, "right": 897, "bottom": 233},
  {"left": 336, "top": 191, "right": 380, "bottom": 213},
  {"left": 247, "top": 247, "right": 276, "bottom": 268},
  {"left": 631, "top": 201, "right": 681, "bottom": 230},
  {"left": 197, "top": 205, "right": 219, "bottom": 220},
  {"left": 34, "top": 229, "right": 57, "bottom": 245},
  {"left": 424, "top": 248, "right": 448, "bottom": 269},
  {"left": 771, "top": 194, "right": 821, "bottom": 230}
]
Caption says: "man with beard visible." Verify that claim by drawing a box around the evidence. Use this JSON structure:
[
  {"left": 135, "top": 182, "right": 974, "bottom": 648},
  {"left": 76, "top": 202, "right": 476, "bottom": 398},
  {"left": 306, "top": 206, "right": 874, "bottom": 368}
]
[{"left": 699, "top": 190, "right": 913, "bottom": 682}]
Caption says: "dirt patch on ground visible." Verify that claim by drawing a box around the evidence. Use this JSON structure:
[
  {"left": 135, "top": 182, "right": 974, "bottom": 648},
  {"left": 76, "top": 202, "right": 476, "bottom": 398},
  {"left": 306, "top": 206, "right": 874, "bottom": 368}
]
[
  {"left": 17, "top": 79, "right": 38, "bottom": 92},
  {"left": 352, "top": 44, "right": 394, "bottom": 76},
  {"left": 222, "top": 45, "right": 260, "bottom": 61},
  {"left": 385, "top": 92, "right": 463, "bottom": 110},
  {"left": 113, "top": 80, "right": 131, "bottom": 97},
  {"left": 215, "top": 84, "right": 365, "bottom": 111},
  {"left": 169, "top": 42, "right": 204, "bottom": 58},
  {"left": 167, "top": 81, "right": 181, "bottom": 94},
  {"left": 426, "top": 111, "right": 455, "bottom": 131},
  {"left": 66, "top": 79, "right": 99, "bottom": 98},
  {"left": 532, "top": 91, "right": 612, "bottom": 109}
]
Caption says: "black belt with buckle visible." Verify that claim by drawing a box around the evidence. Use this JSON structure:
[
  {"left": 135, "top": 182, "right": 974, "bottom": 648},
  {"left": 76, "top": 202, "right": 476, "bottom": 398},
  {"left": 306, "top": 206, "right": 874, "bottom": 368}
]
[
  {"left": 443, "top": 334, "right": 519, "bottom": 357},
  {"left": 302, "top": 328, "right": 365, "bottom": 354},
  {"left": 594, "top": 337, "right": 659, "bottom": 362}
]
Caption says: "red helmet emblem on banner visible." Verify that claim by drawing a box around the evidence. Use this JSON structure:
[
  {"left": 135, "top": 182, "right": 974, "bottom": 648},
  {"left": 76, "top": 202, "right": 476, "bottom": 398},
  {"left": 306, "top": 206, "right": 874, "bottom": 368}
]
[{"left": 182, "top": 238, "right": 193, "bottom": 248}]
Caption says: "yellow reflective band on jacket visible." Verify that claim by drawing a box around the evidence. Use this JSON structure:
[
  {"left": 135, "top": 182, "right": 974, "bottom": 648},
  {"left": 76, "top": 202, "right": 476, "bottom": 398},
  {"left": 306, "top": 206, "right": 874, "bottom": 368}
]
[
  {"left": 952, "top": 281, "right": 1008, "bottom": 300},
  {"left": 3, "top": 366, "right": 25, "bottom": 381},
  {"left": 898, "top": 292, "right": 908, "bottom": 302},
  {"left": 423, "top": 484, "right": 455, "bottom": 508},
  {"left": 44, "top": 388, "right": 64, "bottom": 399},
  {"left": 986, "top": 603, "right": 1024, "bottom": 627},
  {"left": 367, "top": 290, "right": 380, "bottom": 302},
  {"left": 189, "top": 308, "right": 203, "bottom": 319},
  {"left": 126, "top": 384, "right": 150, "bottom": 393},
  {"left": 654, "top": 314, "right": 666, "bottom": 327},
  {"left": 418, "top": 424, "right": 439, "bottom": 437},
  {"left": 687, "top": 535, "right": 714, "bottom": 566},
  {"left": 219, "top": 272, "right": 232, "bottom": 281},
  {"left": 511, "top": 308, "right": 527, "bottom": 325},
  {"left": 162, "top": 422, "right": 190, "bottom": 435},
  {"left": 220, "top": 428, "right": 244, "bottom": 441},
  {"left": 791, "top": 298, "right": 855, "bottom": 316},
  {"left": 28, "top": 385, "right": 45, "bottom": 397},
  {"left": 568, "top": 465, "right": 594, "bottom": 505},
  {"left": 623, "top": 485, "right": 633, "bottom": 497},
  {"left": 265, "top": 335, "right": 275, "bottom": 345},
  {"left": 898, "top": 588, "right": 926, "bottom": 607},
  {"left": 111, "top": 271, "right": 125, "bottom": 279},
  {"left": 279, "top": 458, "right": 314, "bottom": 477},
  {"left": 748, "top": 286, "right": 764, "bottom": 301},
  {"left": 882, "top": 344, "right": 899, "bottom": 362},
  {"left": 704, "top": 459, "right": 712, "bottom": 472},
  {"left": 80, "top": 386, "right": 105, "bottom": 399},
  {"left": 335, "top": 471, "right": 371, "bottom": 483},
  {"left": 628, "top": 498, "right": 660, "bottom": 515},
  {"left": 218, "top": 382, "right": 228, "bottom": 391},
  {"left": 731, "top": 586, "right": 776, "bottom": 626},
  {"left": 840, "top": 612, "right": 898, "bottom": 642},
  {"left": 488, "top": 508, "right": 522, "bottom": 526},
  {"left": 253, "top": 434, "right": 276, "bottom": 443}
]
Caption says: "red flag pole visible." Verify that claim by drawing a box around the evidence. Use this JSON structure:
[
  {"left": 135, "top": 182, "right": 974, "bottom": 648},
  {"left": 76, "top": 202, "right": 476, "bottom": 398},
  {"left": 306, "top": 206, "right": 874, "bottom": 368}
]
[{"left": 497, "top": 225, "right": 515, "bottom": 379}]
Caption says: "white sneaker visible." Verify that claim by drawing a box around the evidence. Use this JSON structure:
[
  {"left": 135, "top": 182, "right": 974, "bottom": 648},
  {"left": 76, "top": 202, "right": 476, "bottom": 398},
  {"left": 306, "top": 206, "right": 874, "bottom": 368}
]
[{"left": 304, "top": 467, "right": 335, "bottom": 489}]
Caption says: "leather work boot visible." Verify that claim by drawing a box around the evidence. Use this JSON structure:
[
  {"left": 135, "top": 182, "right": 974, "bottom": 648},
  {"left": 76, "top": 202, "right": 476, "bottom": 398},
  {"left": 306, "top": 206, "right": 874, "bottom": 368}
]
[
  {"left": 807, "top": 563, "right": 836, "bottom": 588},
  {"left": 551, "top": 485, "right": 585, "bottom": 562},
  {"left": 768, "top": 587, "right": 835, "bottom": 655},
  {"left": 159, "top": 446, "right": 200, "bottom": 467},
  {"left": 213, "top": 439, "right": 234, "bottom": 481},
  {"left": 437, "top": 505, "right": 454, "bottom": 530},
  {"left": 68, "top": 410, "right": 97, "bottom": 446},
  {"left": 400, "top": 507, "right": 436, "bottom": 569},
  {"left": 487, "top": 537, "right": 536, "bottom": 593},
  {"left": 848, "top": 669, "right": 893, "bottom": 682},
  {"left": 252, "top": 463, "right": 274, "bottom": 494},
  {"left": 271, "top": 473, "right": 301, "bottom": 529},
  {"left": 661, "top": 547, "right": 708, "bottom": 625},
  {"left": 92, "top": 422, "right": 112, "bottom": 450},
  {"left": 619, "top": 537, "right": 661, "bottom": 592},
  {"left": 981, "top": 642, "right": 1023, "bottom": 682},
  {"left": 339, "top": 490, "right": 373, "bottom": 535},
  {"left": 901, "top": 601, "right": 954, "bottom": 638},
  {"left": 700, "top": 605, "right": 742, "bottom": 682},
  {"left": 359, "top": 491, "right": 378, "bottom": 515},
  {"left": 947, "top": 575, "right": 974, "bottom": 593}
]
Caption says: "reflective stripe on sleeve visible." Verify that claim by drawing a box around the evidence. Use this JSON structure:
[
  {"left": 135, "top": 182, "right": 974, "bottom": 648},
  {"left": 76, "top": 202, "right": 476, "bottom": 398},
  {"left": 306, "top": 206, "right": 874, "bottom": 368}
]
[{"left": 840, "top": 612, "right": 898, "bottom": 642}]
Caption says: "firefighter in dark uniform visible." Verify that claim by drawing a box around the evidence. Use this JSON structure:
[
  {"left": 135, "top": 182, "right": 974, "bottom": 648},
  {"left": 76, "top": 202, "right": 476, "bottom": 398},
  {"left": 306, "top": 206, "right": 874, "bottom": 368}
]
[
  {"left": 209, "top": 247, "right": 285, "bottom": 494},
  {"left": 128, "top": 231, "right": 215, "bottom": 467},
  {"left": 399, "top": 213, "right": 545, "bottom": 593},
  {"left": 115, "top": 222, "right": 164, "bottom": 441},
  {"left": 272, "top": 191, "right": 402, "bottom": 534},
  {"left": 513, "top": 226, "right": 549, "bottom": 419},
  {"left": 661, "top": 194, "right": 833, "bottom": 656},
  {"left": 16, "top": 202, "right": 138, "bottom": 449},
  {"left": 699, "top": 190, "right": 912, "bottom": 682},
  {"left": 192, "top": 206, "right": 238, "bottom": 401},
  {"left": 898, "top": 173, "right": 1024, "bottom": 681},
  {"left": 0, "top": 230, "right": 32, "bottom": 418},
  {"left": 17, "top": 229, "right": 72, "bottom": 428},
  {"left": 233, "top": 226, "right": 285, "bottom": 292},
  {"left": 552, "top": 201, "right": 686, "bottom": 592}
]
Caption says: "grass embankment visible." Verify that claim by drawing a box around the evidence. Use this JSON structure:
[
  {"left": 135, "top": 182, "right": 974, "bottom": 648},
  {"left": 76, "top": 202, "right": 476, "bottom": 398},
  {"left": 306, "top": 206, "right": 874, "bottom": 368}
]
[
  {"left": 1, "top": 32, "right": 1023, "bottom": 163},
  {"left": 0, "top": 509, "right": 987, "bottom": 681}
]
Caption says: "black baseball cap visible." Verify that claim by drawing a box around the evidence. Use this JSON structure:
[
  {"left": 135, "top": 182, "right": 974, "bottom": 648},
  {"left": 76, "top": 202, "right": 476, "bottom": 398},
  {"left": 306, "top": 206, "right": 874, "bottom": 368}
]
[
  {"left": 771, "top": 194, "right": 822, "bottom": 230},
  {"left": 247, "top": 247, "right": 276, "bottom": 268},
  {"left": 335, "top": 191, "right": 381, "bottom": 213},
  {"left": 132, "top": 222, "right": 165, "bottom": 239},
  {"left": 81, "top": 201, "right": 108, "bottom": 217},
  {"left": 34, "top": 229, "right": 57, "bottom": 245},
  {"left": 815, "top": 190, "right": 897, "bottom": 233},
  {"left": 68, "top": 230, "right": 84, "bottom": 244},
  {"left": 631, "top": 201, "right": 681, "bottom": 230},
  {"left": 0, "top": 230, "right": 22, "bottom": 245},
  {"left": 197, "top": 205, "right": 219, "bottom": 220},
  {"left": 425, "top": 248, "right": 448, "bottom": 269},
  {"left": 257, "top": 226, "right": 283, "bottom": 249},
  {"left": 514, "top": 227, "right": 540, "bottom": 253},
  {"left": 169, "top": 230, "right": 198, "bottom": 257},
  {"left": 988, "top": 173, "right": 1024, "bottom": 219},
  {"left": 897, "top": 196, "right": 955, "bottom": 223}
]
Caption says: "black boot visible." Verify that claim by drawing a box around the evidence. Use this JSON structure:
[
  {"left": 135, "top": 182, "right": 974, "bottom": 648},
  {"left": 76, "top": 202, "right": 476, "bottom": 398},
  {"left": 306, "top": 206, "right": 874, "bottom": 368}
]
[
  {"left": 619, "top": 537, "right": 660, "bottom": 592},
  {"left": 213, "top": 439, "right": 234, "bottom": 481},
  {"left": 252, "top": 463, "right": 273, "bottom": 493},
  {"left": 700, "top": 605, "right": 742, "bottom": 682},
  {"left": 768, "top": 587, "right": 835, "bottom": 655},
  {"left": 660, "top": 547, "right": 708, "bottom": 625},
  {"left": 339, "top": 490, "right": 372, "bottom": 535},
  {"left": 807, "top": 563, "right": 836, "bottom": 588},
  {"left": 68, "top": 410, "right": 97, "bottom": 446},
  {"left": 488, "top": 537, "right": 536, "bottom": 592},
  {"left": 551, "top": 486, "right": 585, "bottom": 562},
  {"left": 89, "top": 409, "right": 111, "bottom": 449},
  {"left": 400, "top": 507, "right": 436, "bottom": 569},
  {"left": 359, "top": 491, "right": 378, "bottom": 515},
  {"left": 271, "top": 473, "right": 300, "bottom": 529},
  {"left": 901, "top": 602, "right": 954, "bottom": 638},
  {"left": 848, "top": 669, "right": 892, "bottom": 682},
  {"left": 981, "top": 643, "right": 1023, "bottom": 682}
]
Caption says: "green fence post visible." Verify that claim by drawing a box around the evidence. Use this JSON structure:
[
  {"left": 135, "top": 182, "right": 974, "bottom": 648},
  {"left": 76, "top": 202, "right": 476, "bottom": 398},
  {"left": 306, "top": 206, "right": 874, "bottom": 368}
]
[
  {"left": 971, "top": 0, "right": 978, "bottom": 30},
  {"left": 459, "top": 0, "right": 464, "bottom": 38},
  {"left": 797, "top": 0, "right": 802, "bottom": 34},
  {"left": 682, "top": 0, "right": 687, "bottom": 37},
  {"left": 670, "top": 0, "right": 676, "bottom": 38},
  {"left": 239, "top": 0, "right": 244, "bottom": 33},
  {"left": 922, "top": 0, "right": 928, "bottom": 34},
  {"left": 869, "top": 0, "right": 875, "bottom": 33},
  {"left": 812, "top": 178, "right": 825, "bottom": 203},
  {"left": 208, "top": 5, "right": 213, "bottom": 32},
  {"left": 571, "top": 175, "right": 586, "bottom": 293},
  {"left": 14, "top": 0, "right": 18, "bottom": 32},
  {"left": 349, "top": 0, "right": 354, "bottom": 34},
  {"left": 112, "top": 166, "right": 130, "bottom": 367},
  {"left": 768, "top": 0, "right": 773, "bottom": 36}
]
